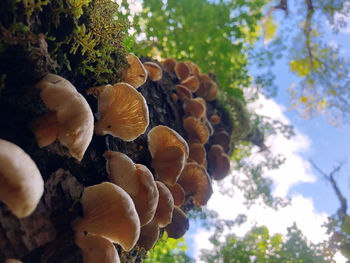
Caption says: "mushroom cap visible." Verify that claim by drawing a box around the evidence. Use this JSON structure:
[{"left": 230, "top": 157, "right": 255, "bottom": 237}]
[
  {"left": 95, "top": 82, "right": 149, "bottom": 141},
  {"left": 153, "top": 181, "right": 174, "bottom": 227},
  {"left": 161, "top": 58, "right": 176, "bottom": 73},
  {"left": 103, "top": 151, "right": 159, "bottom": 226},
  {"left": 204, "top": 119, "right": 214, "bottom": 137},
  {"left": 208, "top": 144, "right": 230, "bottom": 180},
  {"left": 177, "top": 163, "right": 213, "bottom": 207},
  {"left": 175, "top": 85, "right": 192, "bottom": 101},
  {"left": 137, "top": 219, "right": 160, "bottom": 251},
  {"left": 196, "top": 74, "right": 212, "bottom": 98},
  {"left": 122, "top": 53, "right": 147, "bottom": 88},
  {"left": 184, "top": 61, "right": 200, "bottom": 76},
  {"left": 0, "top": 139, "right": 44, "bottom": 218},
  {"left": 148, "top": 126, "right": 189, "bottom": 185},
  {"left": 210, "top": 114, "right": 220, "bottom": 125},
  {"left": 75, "top": 233, "right": 120, "bottom": 263},
  {"left": 204, "top": 81, "right": 218, "bottom": 101},
  {"left": 183, "top": 117, "right": 209, "bottom": 144},
  {"left": 5, "top": 260, "right": 22, "bottom": 263},
  {"left": 35, "top": 73, "right": 94, "bottom": 161},
  {"left": 181, "top": 76, "right": 199, "bottom": 92},
  {"left": 73, "top": 182, "right": 140, "bottom": 251},
  {"left": 213, "top": 130, "right": 230, "bottom": 153},
  {"left": 188, "top": 143, "right": 207, "bottom": 167},
  {"left": 167, "top": 183, "right": 185, "bottom": 207},
  {"left": 183, "top": 98, "right": 206, "bottom": 120},
  {"left": 175, "top": 62, "right": 190, "bottom": 81},
  {"left": 143, "top": 61, "right": 163, "bottom": 81},
  {"left": 165, "top": 207, "right": 189, "bottom": 239}
]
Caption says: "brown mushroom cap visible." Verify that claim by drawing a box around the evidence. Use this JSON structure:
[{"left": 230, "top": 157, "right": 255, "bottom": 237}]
[
  {"left": 161, "top": 58, "right": 176, "bottom": 73},
  {"left": 181, "top": 76, "right": 199, "bottom": 92},
  {"left": 94, "top": 82, "right": 149, "bottom": 141},
  {"left": 204, "top": 81, "right": 218, "bottom": 101},
  {"left": 73, "top": 182, "right": 140, "bottom": 251},
  {"left": 5, "top": 260, "right": 22, "bottom": 263},
  {"left": 213, "top": 130, "right": 230, "bottom": 153},
  {"left": 167, "top": 183, "right": 185, "bottom": 207},
  {"left": 210, "top": 114, "right": 221, "bottom": 125},
  {"left": 177, "top": 163, "right": 213, "bottom": 207},
  {"left": 208, "top": 144, "right": 231, "bottom": 180},
  {"left": 183, "top": 117, "right": 209, "bottom": 144},
  {"left": 122, "top": 53, "right": 147, "bottom": 88},
  {"left": 75, "top": 232, "right": 120, "bottom": 263},
  {"left": 34, "top": 73, "right": 94, "bottom": 161},
  {"left": 175, "top": 85, "right": 192, "bottom": 101},
  {"left": 188, "top": 143, "right": 207, "bottom": 167},
  {"left": 103, "top": 151, "right": 159, "bottom": 226},
  {"left": 183, "top": 98, "right": 206, "bottom": 120},
  {"left": 196, "top": 74, "right": 212, "bottom": 98},
  {"left": 0, "top": 139, "right": 44, "bottom": 218},
  {"left": 184, "top": 61, "right": 200, "bottom": 76},
  {"left": 165, "top": 207, "right": 189, "bottom": 239},
  {"left": 137, "top": 219, "right": 160, "bottom": 251},
  {"left": 143, "top": 62, "right": 163, "bottom": 81},
  {"left": 175, "top": 62, "right": 190, "bottom": 81},
  {"left": 148, "top": 126, "right": 189, "bottom": 186},
  {"left": 153, "top": 181, "right": 174, "bottom": 227}
]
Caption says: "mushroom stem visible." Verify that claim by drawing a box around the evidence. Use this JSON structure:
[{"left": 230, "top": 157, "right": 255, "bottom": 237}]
[{"left": 31, "top": 111, "right": 59, "bottom": 148}]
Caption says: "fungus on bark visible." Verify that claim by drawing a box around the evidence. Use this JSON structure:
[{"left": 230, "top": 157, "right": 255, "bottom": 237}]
[
  {"left": 210, "top": 114, "right": 221, "bottom": 125},
  {"left": 94, "top": 82, "right": 149, "bottom": 141},
  {"left": 183, "top": 98, "right": 206, "bottom": 120},
  {"left": 72, "top": 182, "right": 140, "bottom": 252},
  {"left": 153, "top": 181, "right": 174, "bottom": 227},
  {"left": 103, "top": 151, "right": 159, "bottom": 227},
  {"left": 175, "top": 85, "right": 192, "bottom": 101},
  {"left": 161, "top": 58, "right": 176, "bottom": 73},
  {"left": 213, "top": 130, "right": 230, "bottom": 153},
  {"left": 148, "top": 126, "right": 189, "bottom": 186},
  {"left": 188, "top": 143, "right": 207, "bottom": 167},
  {"left": 75, "top": 232, "right": 120, "bottom": 263},
  {"left": 184, "top": 61, "right": 200, "bottom": 76},
  {"left": 165, "top": 207, "right": 189, "bottom": 239},
  {"left": 167, "top": 183, "right": 185, "bottom": 207},
  {"left": 143, "top": 61, "right": 162, "bottom": 81},
  {"left": 0, "top": 139, "right": 44, "bottom": 218},
  {"left": 181, "top": 76, "right": 199, "bottom": 92},
  {"left": 121, "top": 53, "right": 147, "bottom": 88},
  {"left": 137, "top": 219, "right": 159, "bottom": 251},
  {"left": 177, "top": 163, "right": 213, "bottom": 207},
  {"left": 32, "top": 73, "right": 94, "bottom": 161},
  {"left": 208, "top": 144, "right": 231, "bottom": 180},
  {"left": 175, "top": 62, "right": 190, "bottom": 81},
  {"left": 183, "top": 117, "right": 209, "bottom": 144}
]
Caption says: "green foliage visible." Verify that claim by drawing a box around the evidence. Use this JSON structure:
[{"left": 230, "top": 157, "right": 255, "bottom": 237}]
[
  {"left": 144, "top": 232, "right": 193, "bottom": 263},
  {"left": 201, "top": 224, "right": 334, "bottom": 263}
]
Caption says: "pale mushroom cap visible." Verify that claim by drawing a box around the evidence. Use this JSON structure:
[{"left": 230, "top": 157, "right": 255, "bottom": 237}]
[
  {"left": 143, "top": 62, "right": 163, "bottom": 81},
  {"left": 153, "top": 181, "right": 174, "bottom": 227},
  {"left": 137, "top": 219, "right": 160, "bottom": 251},
  {"left": 183, "top": 117, "right": 209, "bottom": 144},
  {"left": 73, "top": 182, "right": 140, "bottom": 251},
  {"left": 103, "top": 151, "right": 159, "bottom": 226},
  {"left": 36, "top": 73, "right": 94, "bottom": 161},
  {"left": 177, "top": 163, "right": 213, "bottom": 207},
  {"left": 167, "top": 183, "right": 185, "bottom": 207},
  {"left": 0, "top": 139, "right": 44, "bottom": 218},
  {"left": 122, "top": 53, "right": 148, "bottom": 88},
  {"left": 75, "top": 233, "right": 120, "bottom": 263},
  {"left": 165, "top": 206, "right": 189, "bottom": 239},
  {"left": 95, "top": 82, "right": 149, "bottom": 141}
]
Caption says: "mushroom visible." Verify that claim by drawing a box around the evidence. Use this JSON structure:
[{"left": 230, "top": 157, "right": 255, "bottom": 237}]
[
  {"left": 183, "top": 98, "right": 206, "bottom": 120},
  {"left": 175, "top": 85, "right": 192, "bottom": 101},
  {"left": 121, "top": 53, "right": 147, "bottom": 88},
  {"left": 204, "top": 81, "right": 218, "bottom": 101},
  {"left": 167, "top": 183, "right": 185, "bottom": 207},
  {"left": 148, "top": 126, "right": 189, "bottom": 186},
  {"left": 181, "top": 76, "right": 199, "bottom": 92},
  {"left": 5, "top": 259, "right": 22, "bottom": 263},
  {"left": 184, "top": 61, "right": 200, "bottom": 76},
  {"left": 137, "top": 219, "right": 160, "bottom": 251},
  {"left": 183, "top": 117, "right": 209, "bottom": 144},
  {"left": 94, "top": 82, "right": 149, "bottom": 141},
  {"left": 32, "top": 73, "right": 94, "bottom": 161},
  {"left": 210, "top": 114, "right": 221, "bottom": 125},
  {"left": 165, "top": 207, "right": 189, "bottom": 239},
  {"left": 143, "top": 61, "right": 163, "bottom": 81},
  {"left": 72, "top": 182, "right": 140, "bottom": 251},
  {"left": 103, "top": 151, "right": 159, "bottom": 226},
  {"left": 161, "top": 58, "right": 176, "bottom": 73},
  {"left": 188, "top": 143, "right": 207, "bottom": 167},
  {"left": 175, "top": 62, "right": 190, "bottom": 81},
  {"left": 153, "top": 181, "right": 174, "bottom": 227},
  {"left": 75, "top": 232, "right": 120, "bottom": 263},
  {"left": 0, "top": 139, "right": 44, "bottom": 218},
  {"left": 208, "top": 144, "right": 231, "bottom": 180},
  {"left": 213, "top": 130, "right": 230, "bottom": 153},
  {"left": 177, "top": 163, "right": 213, "bottom": 207}
]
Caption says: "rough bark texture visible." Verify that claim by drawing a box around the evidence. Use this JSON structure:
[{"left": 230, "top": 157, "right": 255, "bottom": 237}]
[{"left": 0, "top": 56, "right": 232, "bottom": 262}]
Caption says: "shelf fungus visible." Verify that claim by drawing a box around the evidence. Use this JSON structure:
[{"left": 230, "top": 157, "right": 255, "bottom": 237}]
[
  {"left": 208, "top": 144, "right": 231, "bottom": 181},
  {"left": 0, "top": 139, "right": 44, "bottom": 218},
  {"left": 183, "top": 98, "right": 207, "bottom": 120},
  {"left": 137, "top": 219, "right": 160, "bottom": 251},
  {"left": 180, "top": 76, "right": 200, "bottom": 93},
  {"left": 94, "top": 82, "right": 149, "bottom": 141},
  {"left": 143, "top": 62, "right": 163, "bottom": 81},
  {"left": 161, "top": 58, "right": 176, "bottom": 73},
  {"left": 213, "top": 130, "right": 230, "bottom": 153},
  {"left": 72, "top": 182, "right": 140, "bottom": 252},
  {"left": 166, "top": 183, "right": 185, "bottom": 207},
  {"left": 175, "top": 62, "right": 191, "bottom": 81},
  {"left": 121, "top": 53, "right": 147, "bottom": 88},
  {"left": 153, "top": 181, "right": 174, "bottom": 227},
  {"left": 32, "top": 73, "right": 94, "bottom": 161},
  {"left": 175, "top": 85, "right": 192, "bottom": 101},
  {"left": 196, "top": 74, "right": 218, "bottom": 101},
  {"left": 165, "top": 206, "right": 189, "bottom": 239},
  {"left": 177, "top": 163, "right": 213, "bottom": 207},
  {"left": 75, "top": 232, "right": 120, "bottom": 263},
  {"left": 148, "top": 126, "right": 189, "bottom": 186},
  {"left": 183, "top": 117, "right": 209, "bottom": 144},
  {"left": 103, "top": 151, "right": 159, "bottom": 226},
  {"left": 188, "top": 143, "right": 207, "bottom": 168}
]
